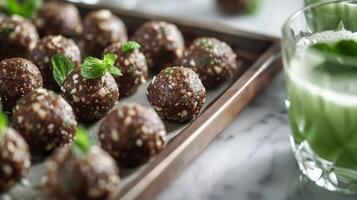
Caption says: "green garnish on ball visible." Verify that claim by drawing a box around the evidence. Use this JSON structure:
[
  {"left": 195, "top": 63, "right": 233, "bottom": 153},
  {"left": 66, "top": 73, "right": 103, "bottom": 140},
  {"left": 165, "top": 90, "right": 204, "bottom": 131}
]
[
  {"left": 81, "top": 53, "right": 122, "bottom": 79},
  {"left": 121, "top": 41, "right": 141, "bottom": 53},
  {"left": 0, "top": 108, "right": 8, "bottom": 138},
  {"left": 4, "top": 0, "right": 43, "bottom": 18},
  {"left": 51, "top": 53, "right": 76, "bottom": 86},
  {"left": 72, "top": 126, "right": 91, "bottom": 156}
]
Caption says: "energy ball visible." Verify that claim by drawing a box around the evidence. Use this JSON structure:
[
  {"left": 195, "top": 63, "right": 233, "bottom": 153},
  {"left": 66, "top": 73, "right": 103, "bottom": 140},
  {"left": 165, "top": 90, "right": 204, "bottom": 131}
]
[
  {"left": 61, "top": 68, "right": 119, "bottom": 122},
  {"left": 216, "top": 0, "right": 253, "bottom": 14},
  {"left": 33, "top": 1, "right": 83, "bottom": 38},
  {"left": 31, "top": 35, "right": 81, "bottom": 88},
  {"left": 177, "top": 37, "right": 238, "bottom": 88},
  {"left": 103, "top": 42, "right": 148, "bottom": 97},
  {"left": 99, "top": 103, "right": 166, "bottom": 168},
  {"left": 132, "top": 21, "right": 184, "bottom": 71},
  {"left": 0, "top": 128, "right": 30, "bottom": 191},
  {"left": 82, "top": 10, "right": 127, "bottom": 57},
  {"left": 46, "top": 146, "right": 120, "bottom": 200},
  {"left": 0, "top": 16, "right": 39, "bottom": 60},
  {"left": 147, "top": 67, "right": 206, "bottom": 122},
  {"left": 0, "top": 58, "right": 43, "bottom": 113},
  {"left": 12, "top": 89, "right": 77, "bottom": 153}
]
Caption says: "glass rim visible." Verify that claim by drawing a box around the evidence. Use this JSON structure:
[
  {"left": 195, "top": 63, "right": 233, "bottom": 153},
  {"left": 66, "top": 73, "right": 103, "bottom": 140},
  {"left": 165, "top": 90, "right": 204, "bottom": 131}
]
[{"left": 282, "top": 0, "right": 357, "bottom": 35}]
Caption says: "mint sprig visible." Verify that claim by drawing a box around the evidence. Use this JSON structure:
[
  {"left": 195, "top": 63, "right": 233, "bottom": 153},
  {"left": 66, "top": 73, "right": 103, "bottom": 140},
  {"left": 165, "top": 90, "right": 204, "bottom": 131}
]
[
  {"left": 310, "top": 39, "right": 357, "bottom": 72},
  {"left": 81, "top": 53, "right": 122, "bottom": 79},
  {"left": 121, "top": 41, "right": 141, "bottom": 53},
  {"left": 51, "top": 53, "right": 76, "bottom": 86},
  {"left": 0, "top": 108, "right": 8, "bottom": 138},
  {"left": 72, "top": 126, "right": 91, "bottom": 156},
  {"left": 4, "top": 0, "right": 43, "bottom": 18}
]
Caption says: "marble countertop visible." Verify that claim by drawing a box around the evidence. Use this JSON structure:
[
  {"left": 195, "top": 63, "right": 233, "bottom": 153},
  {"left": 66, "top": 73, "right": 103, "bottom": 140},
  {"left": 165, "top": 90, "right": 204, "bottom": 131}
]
[{"left": 92, "top": 0, "right": 357, "bottom": 199}]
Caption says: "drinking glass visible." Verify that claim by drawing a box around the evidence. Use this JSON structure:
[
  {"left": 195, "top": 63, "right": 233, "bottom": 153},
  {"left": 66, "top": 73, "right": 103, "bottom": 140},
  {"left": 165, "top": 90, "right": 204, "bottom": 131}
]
[{"left": 282, "top": 0, "right": 357, "bottom": 194}]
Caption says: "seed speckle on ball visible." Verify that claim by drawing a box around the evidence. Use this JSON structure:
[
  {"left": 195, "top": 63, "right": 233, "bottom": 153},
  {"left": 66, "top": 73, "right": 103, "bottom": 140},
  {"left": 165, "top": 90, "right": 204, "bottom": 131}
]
[
  {"left": 33, "top": 1, "right": 83, "bottom": 38},
  {"left": 0, "top": 16, "right": 39, "bottom": 60},
  {"left": 46, "top": 146, "right": 120, "bottom": 200},
  {"left": 103, "top": 42, "right": 148, "bottom": 97},
  {"left": 31, "top": 35, "right": 81, "bottom": 89},
  {"left": 176, "top": 37, "right": 238, "bottom": 88},
  {"left": 82, "top": 9, "right": 128, "bottom": 56},
  {"left": 12, "top": 89, "right": 77, "bottom": 153},
  {"left": 0, "top": 128, "right": 30, "bottom": 191},
  {"left": 147, "top": 67, "right": 206, "bottom": 122},
  {"left": 132, "top": 21, "right": 184, "bottom": 71},
  {"left": 0, "top": 58, "right": 43, "bottom": 113},
  {"left": 99, "top": 103, "right": 166, "bottom": 168}
]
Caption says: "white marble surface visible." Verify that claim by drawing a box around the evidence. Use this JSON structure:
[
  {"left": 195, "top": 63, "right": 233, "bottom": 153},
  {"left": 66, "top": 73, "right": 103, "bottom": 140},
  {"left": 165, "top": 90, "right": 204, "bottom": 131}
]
[{"left": 92, "top": 0, "right": 357, "bottom": 199}]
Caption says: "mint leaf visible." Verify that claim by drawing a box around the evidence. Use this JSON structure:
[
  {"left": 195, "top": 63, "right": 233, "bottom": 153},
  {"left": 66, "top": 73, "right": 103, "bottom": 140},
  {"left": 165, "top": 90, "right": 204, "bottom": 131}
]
[
  {"left": 310, "top": 39, "right": 357, "bottom": 72},
  {"left": 108, "top": 66, "right": 122, "bottom": 76},
  {"left": 72, "top": 126, "right": 91, "bottom": 156},
  {"left": 51, "top": 53, "right": 76, "bottom": 86},
  {"left": 5, "top": 0, "right": 43, "bottom": 18},
  {"left": 245, "top": 0, "right": 259, "bottom": 15},
  {"left": 0, "top": 107, "right": 8, "bottom": 138},
  {"left": 81, "top": 53, "right": 121, "bottom": 79},
  {"left": 121, "top": 41, "right": 141, "bottom": 52},
  {"left": 103, "top": 53, "right": 117, "bottom": 66},
  {"left": 0, "top": 27, "right": 15, "bottom": 35}
]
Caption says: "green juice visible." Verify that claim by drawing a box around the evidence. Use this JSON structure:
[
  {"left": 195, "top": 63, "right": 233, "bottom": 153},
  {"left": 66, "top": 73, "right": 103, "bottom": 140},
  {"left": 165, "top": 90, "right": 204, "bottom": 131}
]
[
  {"left": 286, "top": 30, "right": 357, "bottom": 169},
  {"left": 304, "top": 1, "right": 357, "bottom": 32}
]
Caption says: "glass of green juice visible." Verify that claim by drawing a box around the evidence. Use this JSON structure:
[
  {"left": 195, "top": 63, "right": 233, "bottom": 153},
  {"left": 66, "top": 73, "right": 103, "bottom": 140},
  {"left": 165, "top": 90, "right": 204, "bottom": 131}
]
[{"left": 283, "top": 0, "right": 357, "bottom": 194}]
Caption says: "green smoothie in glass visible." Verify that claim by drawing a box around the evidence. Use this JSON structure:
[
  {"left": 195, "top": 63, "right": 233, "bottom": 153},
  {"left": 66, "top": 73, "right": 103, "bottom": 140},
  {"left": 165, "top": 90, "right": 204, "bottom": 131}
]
[{"left": 283, "top": 0, "right": 357, "bottom": 194}]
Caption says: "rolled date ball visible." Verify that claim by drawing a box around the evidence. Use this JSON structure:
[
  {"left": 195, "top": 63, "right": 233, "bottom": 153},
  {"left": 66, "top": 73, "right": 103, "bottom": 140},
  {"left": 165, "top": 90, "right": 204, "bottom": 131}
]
[
  {"left": 31, "top": 35, "right": 81, "bottom": 89},
  {"left": 0, "top": 16, "right": 39, "bottom": 60},
  {"left": 61, "top": 68, "right": 119, "bottom": 122},
  {"left": 0, "top": 58, "right": 43, "bottom": 113},
  {"left": 132, "top": 21, "right": 184, "bottom": 71},
  {"left": 82, "top": 9, "right": 127, "bottom": 57},
  {"left": 217, "top": 0, "right": 251, "bottom": 14},
  {"left": 99, "top": 103, "right": 166, "bottom": 168},
  {"left": 33, "top": 1, "right": 82, "bottom": 38},
  {"left": 147, "top": 67, "right": 206, "bottom": 122},
  {"left": 177, "top": 37, "right": 238, "bottom": 88},
  {"left": 12, "top": 89, "right": 77, "bottom": 153},
  {"left": 103, "top": 42, "right": 148, "bottom": 97},
  {"left": 46, "top": 146, "right": 120, "bottom": 200},
  {"left": 0, "top": 128, "right": 30, "bottom": 191}
]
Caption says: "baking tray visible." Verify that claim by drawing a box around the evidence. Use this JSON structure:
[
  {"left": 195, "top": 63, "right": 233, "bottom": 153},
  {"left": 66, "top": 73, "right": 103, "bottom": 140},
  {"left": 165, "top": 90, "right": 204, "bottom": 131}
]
[{"left": 0, "top": 1, "right": 282, "bottom": 200}]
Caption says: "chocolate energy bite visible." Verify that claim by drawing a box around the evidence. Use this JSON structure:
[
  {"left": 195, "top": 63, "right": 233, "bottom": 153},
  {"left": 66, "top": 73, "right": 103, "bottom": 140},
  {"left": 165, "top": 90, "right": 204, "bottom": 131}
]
[
  {"left": 132, "top": 21, "right": 184, "bottom": 71},
  {"left": 46, "top": 146, "right": 120, "bottom": 200},
  {"left": 216, "top": 0, "right": 253, "bottom": 14},
  {"left": 0, "top": 16, "right": 39, "bottom": 60},
  {"left": 31, "top": 35, "right": 81, "bottom": 88},
  {"left": 33, "top": 1, "right": 83, "bottom": 38},
  {"left": 61, "top": 67, "right": 119, "bottom": 122},
  {"left": 12, "top": 89, "right": 77, "bottom": 153},
  {"left": 176, "top": 37, "right": 238, "bottom": 88},
  {"left": 99, "top": 103, "right": 166, "bottom": 168},
  {"left": 147, "top": 67, "right": 206, "bottom": 122},
  {"left": 82, "top": 9, "right": 127, "bottom": 57},
  {"left": 103, "top": 42, "right": 148, "bottom": 97},
  {"left": 0, "top": 58, "right": 43, "bottom": 113},
  {"left": 0, "top": 128, "right": 30, "bottom": 191}
]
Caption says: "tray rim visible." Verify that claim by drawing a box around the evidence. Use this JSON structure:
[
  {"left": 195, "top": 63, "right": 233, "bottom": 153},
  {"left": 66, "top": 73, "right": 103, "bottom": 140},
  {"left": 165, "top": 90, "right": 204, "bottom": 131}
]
[{"left": 67, "top": 0, "right": 280, "bottom": 44}]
